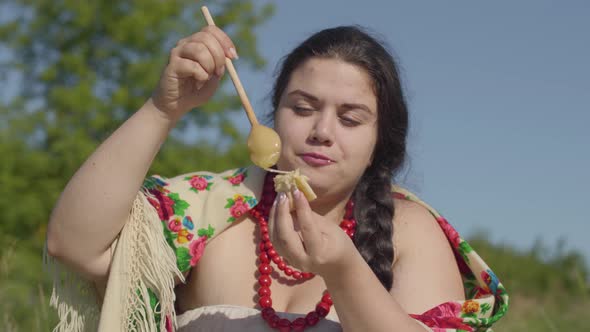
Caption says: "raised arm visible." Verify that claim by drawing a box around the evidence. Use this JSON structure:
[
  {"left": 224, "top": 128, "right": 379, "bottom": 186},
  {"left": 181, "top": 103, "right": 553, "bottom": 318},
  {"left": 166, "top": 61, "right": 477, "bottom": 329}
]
[{"left": 46, "top": 25, "right": 238, "bottom": 282}]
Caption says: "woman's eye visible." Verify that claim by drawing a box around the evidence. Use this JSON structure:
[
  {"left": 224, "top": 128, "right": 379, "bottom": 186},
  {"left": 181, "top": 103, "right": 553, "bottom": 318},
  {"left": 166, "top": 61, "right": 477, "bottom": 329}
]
[
  {"left": 340, "top": 117, "right": 360, "bottom": 127},
  {"left": 293, "top": 106, "right": 313, "bottom": 114}
]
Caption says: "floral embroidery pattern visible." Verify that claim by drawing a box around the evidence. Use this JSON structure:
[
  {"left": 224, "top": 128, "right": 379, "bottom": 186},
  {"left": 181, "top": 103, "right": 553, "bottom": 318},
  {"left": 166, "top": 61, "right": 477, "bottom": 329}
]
[
  {"left": 183, "top": 216, "right": 194, "bottom": 230},
  {"left": 162, "top": 216, "right": 196, "bottom": 270},
  {"left": 168, "top": 193, "right": 189, "bottom": 216},
  {"left": 144, "top": 176, "right": 175, "bottom": 221},
  {"left": 197, "top": 224, "right": 215, "bottom": 238},
  {"left": 143, "top": 176, "right": 170, "bottom": 194},
  {"left": 186, "top": 174, "right": 213, "bottom": 193},
  {"left": 482, "top": 269, "right": 500, "bottom": 295},
  {"left": 146, "top": 181, "right": 189, "bottom": 222},
  {"left": 142, "top": 173, "right": 223, "bottom": 331},
  {"left": 461, "top": 300, "right": 480, "bottom": 315},
  {"left": 223, "top": 168, "right": 247, "bottom": 186},
  {"left": 410, "top": 302, "right": 473, "bottom": 331},
  {"left": 167, "top": 218, "right": 182, "bottom": 232},
  {"left": 436, "top": 216, "right": 461, "bottom": 249},
  {"left": 143, "top": 170, "right": 508, "bottom": 332},
  {"left": 189, "top": 236, "right": 207, "bottom": 266},
  {"left": 176, "top": 229, "right": 193, "bottom": 244},
  {"left": 225, "top": 194, "right": 257, "bottom": 222},
  {"left": 479, "top": 302, "right": 492, "bottom": 316}
]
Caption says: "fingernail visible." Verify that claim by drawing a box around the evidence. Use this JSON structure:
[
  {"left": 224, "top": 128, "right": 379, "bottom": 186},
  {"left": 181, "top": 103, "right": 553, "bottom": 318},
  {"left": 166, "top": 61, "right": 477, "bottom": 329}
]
[
  {"left": 229, "top": 47, "right": 239, "bottom": 60},
  {"left": 293, "top": 188, "right": 301, "bottom": 199},
  {"left": 278, "top": 192, "right": 286, "bottom": 203}
]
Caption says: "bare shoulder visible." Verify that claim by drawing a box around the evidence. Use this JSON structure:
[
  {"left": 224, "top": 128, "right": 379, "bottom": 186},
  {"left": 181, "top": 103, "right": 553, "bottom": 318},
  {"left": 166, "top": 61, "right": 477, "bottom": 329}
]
[
  {"left": 392, "top": 197, "right": 456, "bottom": 263},
  {"left": 392, "top": 198, "right": 446, "bottom": 245},
  {"left": 390, "top": 198, "right": 465, "bottom": 314},
  {"left": 391, "top": 198, "right": 446, "bottom": 262},
  {"left": 392, "top": 198, "right": 433, "bottom": 226}
]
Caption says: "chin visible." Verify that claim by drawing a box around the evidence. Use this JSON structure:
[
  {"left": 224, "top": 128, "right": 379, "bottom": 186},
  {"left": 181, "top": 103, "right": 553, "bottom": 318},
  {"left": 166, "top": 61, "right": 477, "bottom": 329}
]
[
  {"left": 307, "top": 174, "right": 334, "bottom": 194},
  {"left": 308, "top": 183, "right": 328, "bottom": 200}
]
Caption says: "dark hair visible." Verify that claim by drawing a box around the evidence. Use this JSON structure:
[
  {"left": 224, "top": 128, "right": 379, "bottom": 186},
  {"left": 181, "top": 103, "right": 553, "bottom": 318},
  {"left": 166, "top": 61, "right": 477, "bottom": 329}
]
[{"left": 270, "top": 26, "right": 409, "bottom": 291}]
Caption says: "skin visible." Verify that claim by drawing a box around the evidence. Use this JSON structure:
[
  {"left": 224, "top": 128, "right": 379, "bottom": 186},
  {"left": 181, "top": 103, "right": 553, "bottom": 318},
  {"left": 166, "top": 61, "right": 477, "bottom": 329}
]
[
  {"left": 46, "top": 23, "right": 465, "bottom": 331},
  {"left": 178, "top": 58, "right": 465, "bottom": 331}
]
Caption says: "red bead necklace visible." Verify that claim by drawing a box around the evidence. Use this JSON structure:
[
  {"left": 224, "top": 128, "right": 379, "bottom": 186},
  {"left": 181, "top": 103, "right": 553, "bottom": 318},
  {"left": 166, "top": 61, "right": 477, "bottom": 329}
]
[{"left": 249, "top": 172, "right": 356, "bottom": 331}]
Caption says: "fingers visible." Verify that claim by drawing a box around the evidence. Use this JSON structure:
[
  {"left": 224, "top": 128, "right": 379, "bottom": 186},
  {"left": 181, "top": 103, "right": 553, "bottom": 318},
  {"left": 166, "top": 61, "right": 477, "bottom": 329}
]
[
  {"left": 272, "top": 192, "right": 305, "bottom": 263},
  {"left": 170, "top": 26, "right": 238, "bottom": 80},
  {"left": 176, "top": 41, "right": 218, "bottom": 77},
  {"left": 202, "top": 25, "right": 239, "bottom": 59},
  {"left": 177, "top": 26, "right": 238, "bottom": 59},
  {"left": 267, "top": 194, "right": 278, "bottom": 240},
  {"left": 178, "top": 32, "right": 226, "bottom": 76},
  {"left": 292, "top": 188, "right": 322, "bottom": 254},
  {"left": 169, "top": 57, "right": 209, "bottom": 81}
]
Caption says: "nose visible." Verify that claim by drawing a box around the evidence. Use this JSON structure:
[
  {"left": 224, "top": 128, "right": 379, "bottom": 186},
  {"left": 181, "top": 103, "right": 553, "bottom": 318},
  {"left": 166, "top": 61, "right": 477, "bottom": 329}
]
[{"left": 308, "top": 111, "right": 334, "bottom": 145}]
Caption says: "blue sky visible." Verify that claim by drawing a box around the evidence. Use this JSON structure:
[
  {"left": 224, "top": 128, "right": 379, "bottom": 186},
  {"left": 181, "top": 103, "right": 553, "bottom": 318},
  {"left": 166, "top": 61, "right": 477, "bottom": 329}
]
[{"left": 232, "top": 1, "right": 590, "bottom": 262}]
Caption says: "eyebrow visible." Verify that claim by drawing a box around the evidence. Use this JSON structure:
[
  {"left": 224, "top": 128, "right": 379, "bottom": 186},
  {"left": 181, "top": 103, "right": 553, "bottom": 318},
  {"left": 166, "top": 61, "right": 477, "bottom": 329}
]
[{"left": 287, "top": 89, "right": 374, "bottom": 115}]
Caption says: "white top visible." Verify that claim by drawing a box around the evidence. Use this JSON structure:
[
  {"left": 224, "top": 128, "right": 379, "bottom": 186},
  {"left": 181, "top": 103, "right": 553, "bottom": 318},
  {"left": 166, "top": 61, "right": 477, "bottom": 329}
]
[{"left": 176, "top": 304, "right": 342, "bottom": 331}]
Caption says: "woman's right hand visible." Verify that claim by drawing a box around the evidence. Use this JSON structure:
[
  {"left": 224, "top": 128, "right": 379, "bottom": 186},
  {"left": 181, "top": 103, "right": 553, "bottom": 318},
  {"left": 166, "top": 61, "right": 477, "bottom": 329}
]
[{"left": 151, "top": 26, "right": 238, "bottom": 123}]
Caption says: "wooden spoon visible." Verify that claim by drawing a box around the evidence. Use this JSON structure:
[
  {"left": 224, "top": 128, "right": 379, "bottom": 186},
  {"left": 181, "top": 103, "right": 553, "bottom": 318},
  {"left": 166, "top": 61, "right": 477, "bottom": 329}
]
[{"left": 201, "top": 6, "right": 281, "bottom": 169}]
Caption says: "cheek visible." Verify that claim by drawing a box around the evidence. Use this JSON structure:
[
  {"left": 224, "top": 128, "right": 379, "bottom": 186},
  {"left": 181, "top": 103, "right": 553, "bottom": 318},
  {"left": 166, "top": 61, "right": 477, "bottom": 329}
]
[
  {"left": 273, "top": 109, "right": 290, "bottom": 141},
  {"left": 342, "top": 128, "right": 377, "bottom": 161},
  {"left": 274, "top": 109, "right": 300, "bottom": 157},
  {"left": 275, "top": 122, "right": 293, "bottom": 146},
  {"left": 273, "top": 108, "right": 286, "bottom": 133},
  {"left": 275, "top": 109, "right": 307, "bottom": 143}
]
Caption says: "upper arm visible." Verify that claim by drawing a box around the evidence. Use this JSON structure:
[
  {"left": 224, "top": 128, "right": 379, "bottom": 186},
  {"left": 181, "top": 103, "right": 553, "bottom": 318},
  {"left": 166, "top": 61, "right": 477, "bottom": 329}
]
[
  {"left": 390, "top": 199, "right": 465, "bottom": 314},
  {"left": 92, "top": 239, "right": 119, "bottom": 302}
]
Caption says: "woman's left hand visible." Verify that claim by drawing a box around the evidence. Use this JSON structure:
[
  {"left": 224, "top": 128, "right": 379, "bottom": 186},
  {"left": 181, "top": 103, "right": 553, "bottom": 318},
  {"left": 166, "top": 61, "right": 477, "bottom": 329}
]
[{"left": 268, "top": 189, "right": 356, "bottom": 277}]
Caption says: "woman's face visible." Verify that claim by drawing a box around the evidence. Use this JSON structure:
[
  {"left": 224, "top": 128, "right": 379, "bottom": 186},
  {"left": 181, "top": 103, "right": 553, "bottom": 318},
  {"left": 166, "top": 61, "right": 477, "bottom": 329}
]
[{"left": 275, "top": 57, "right": 378, "bottom": 200}]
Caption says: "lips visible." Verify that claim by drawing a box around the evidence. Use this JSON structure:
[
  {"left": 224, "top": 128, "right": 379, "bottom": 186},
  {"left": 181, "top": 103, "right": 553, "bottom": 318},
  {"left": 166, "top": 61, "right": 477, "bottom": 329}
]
[{"left": 300, "top": 152, "right": 334, "bottom": 166}]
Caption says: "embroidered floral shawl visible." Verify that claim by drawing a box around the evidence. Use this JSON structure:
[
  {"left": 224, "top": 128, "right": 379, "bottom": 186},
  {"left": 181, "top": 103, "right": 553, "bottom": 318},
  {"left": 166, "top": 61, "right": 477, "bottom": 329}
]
[{"left": 46, "top": 165, "right": 509, "bottom": 332}]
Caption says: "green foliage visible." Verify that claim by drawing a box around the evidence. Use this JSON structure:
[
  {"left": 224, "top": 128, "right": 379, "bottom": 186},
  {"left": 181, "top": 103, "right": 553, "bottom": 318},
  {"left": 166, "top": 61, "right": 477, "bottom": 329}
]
[
  {"left": 0, "top": 0, "right": 274, "bottom": 235},
  {"left": 0, "top": 1, "right": 273, "bottom": 330},
  {"left": 468, "top": 232, "right": 590, "bottom": 331},
  {"left": 469, "top": 232, "right": 589, "bottom": 297}
]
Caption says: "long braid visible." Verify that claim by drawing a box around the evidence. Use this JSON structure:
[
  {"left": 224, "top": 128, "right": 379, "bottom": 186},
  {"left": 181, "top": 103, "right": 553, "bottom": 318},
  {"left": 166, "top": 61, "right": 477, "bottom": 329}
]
[{"left": 353, "top": 166, "right": 395, "bottom": 290}]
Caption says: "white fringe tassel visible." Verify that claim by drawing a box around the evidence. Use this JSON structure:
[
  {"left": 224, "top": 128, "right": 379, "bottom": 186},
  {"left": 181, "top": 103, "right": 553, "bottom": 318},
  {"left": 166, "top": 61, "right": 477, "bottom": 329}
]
[
  {"left": 44, "top": 246, "right": 99, "bottom": 332},
  {"left": 45, "top": 190, "right": 184, "bottom": 332}
]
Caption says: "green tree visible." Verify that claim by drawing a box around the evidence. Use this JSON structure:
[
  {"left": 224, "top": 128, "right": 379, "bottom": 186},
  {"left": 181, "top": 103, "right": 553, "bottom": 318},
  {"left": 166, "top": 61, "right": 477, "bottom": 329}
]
[{"left": 0, "top": 1, "right": 273, "bottom": 330}]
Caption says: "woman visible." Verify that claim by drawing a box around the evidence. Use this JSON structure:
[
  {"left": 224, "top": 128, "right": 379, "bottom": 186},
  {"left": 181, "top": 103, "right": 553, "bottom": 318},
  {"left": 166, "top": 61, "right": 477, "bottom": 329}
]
[{"left": 46, "top": 25, "right": 508, "bottom": 331}]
